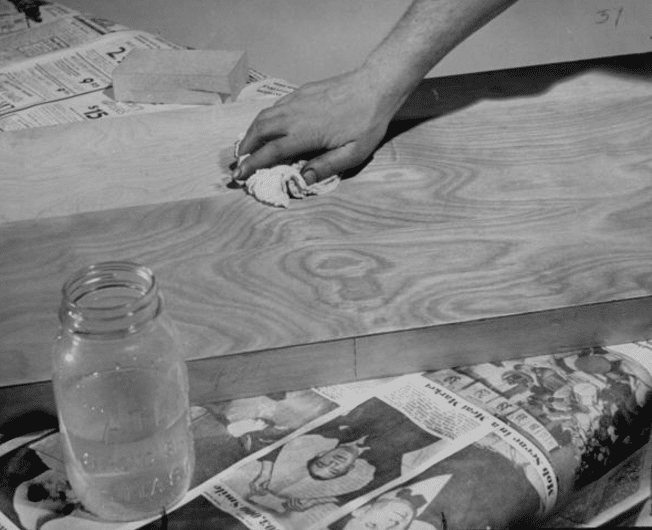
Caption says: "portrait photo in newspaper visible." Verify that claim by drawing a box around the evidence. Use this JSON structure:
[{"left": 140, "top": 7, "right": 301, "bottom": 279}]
[
  {"left": 215, "top": 396, "right": 448, "bottom": 530},
  {"left": 3, "top": 343, "right": 652, "bottom": 530},
  {"left": 190, "top": 390, "right": 337, "bottom": 486},
  {"left": 327, "top": 430, "right": 550, "bottom": 530},
  {"left": 0, "top": 389, "right": 337, "bottom": 530}
]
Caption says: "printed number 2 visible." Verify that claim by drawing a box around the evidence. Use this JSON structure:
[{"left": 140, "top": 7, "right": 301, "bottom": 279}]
[
  {"left": 595, "top": 6, "right": 624, "bottom": 27},
  {"left": 106, "top": 46, "right": 128, "bottom": 61}
]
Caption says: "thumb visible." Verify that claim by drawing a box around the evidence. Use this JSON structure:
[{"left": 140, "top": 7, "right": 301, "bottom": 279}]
[{"left": 302, "top": 142, "right": 370, "bottom": 185}]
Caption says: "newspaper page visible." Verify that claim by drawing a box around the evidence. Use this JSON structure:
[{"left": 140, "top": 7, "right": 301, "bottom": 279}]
[
  {"left": 145, "top": 343, "right": 652, "bottom": 530},
  {"left": 546, "top": 345, "right": 652, "bottom": 527},
  {"left": 0, "top": 0, "right": 77, "bottom": 37},
  {"left": 428, "top": 344, "right": 652, "bottom": 522},
  {"left": 0, "top": 1, "right": 297, "bottom": 132},
  {"left": 136, "top": 376, "right": 499, "bottom": 530},
  {"left": 0, "top": 25, "right": 296, "bottom": 131},
  {"left": 0, "top": 28, "right": 190, "bottom": 130},
  {"left": 0, "top": 12, "right": 128, "bottom": 67},
  {"left": 0, "top": 388, "right": 340, "bottom": 530},
  {"left": 1, "top": 342, "right": 652, "bottom": 529},
  {"left": 546, "top": 440, "right": 652, "bottom": 527},
  {"left": 238, "top": 75, "right": 297, "bottom": 100}
]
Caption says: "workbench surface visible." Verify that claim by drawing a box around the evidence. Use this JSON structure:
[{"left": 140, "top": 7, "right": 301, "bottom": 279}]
[{"left": 3, "top": 55, "right": 652, "bottom": 401}]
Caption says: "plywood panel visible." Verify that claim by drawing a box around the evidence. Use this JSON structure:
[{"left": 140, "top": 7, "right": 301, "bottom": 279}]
[
  {"left": 356, "top": 298, "right": 652, "bottom": 379},
  {"left": 0, "top": 98, "right": 273, "bottom": 222},
  {"left": 2, "top": 60, "right": 652, "bottom": 396}
]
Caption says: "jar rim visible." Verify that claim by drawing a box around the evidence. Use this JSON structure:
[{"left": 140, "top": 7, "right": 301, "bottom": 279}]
[
  {"left": 63, "top": 261, "right": 155, "bottom": 305},
  {"left": 60, "top": 261, "right": 160, "bottom": 335}
]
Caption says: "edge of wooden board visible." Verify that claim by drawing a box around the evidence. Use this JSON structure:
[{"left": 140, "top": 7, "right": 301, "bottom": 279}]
[{"left": 2, "top": 296, "right": 651, "bottom": 426}]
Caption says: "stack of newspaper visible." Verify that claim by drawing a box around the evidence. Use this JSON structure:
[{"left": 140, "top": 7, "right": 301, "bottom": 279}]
[
  {"left": 1, "top": 2, "right": 651, "bottom": 528},
  {"left": 0, "top": 0, "right": 296, "bottom": 131},
  {"left": 3, "top": 342, "right": 652, "bottom": 529}
]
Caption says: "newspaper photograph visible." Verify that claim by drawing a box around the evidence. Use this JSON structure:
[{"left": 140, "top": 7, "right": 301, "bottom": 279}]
[
  {"left": 206, "top": 394, "right": 471, "bottom": 530},
  {"left": 2, "top": 343, "right": 652, "bottom": 529},
  {"left": 0, "top": 389, "right": 340, "bottom": 530},
  {"left": 325, "top": 431, "right": 545, "bottom": 530},
  {"left": 427, "top": 344, "right": 652, "bottom": 520},
  {"left": 547, "top": 440, "right": 652, "bottom": 527},
  {"left": 141, "top": 375, "right": 551, "bottom": 530}
]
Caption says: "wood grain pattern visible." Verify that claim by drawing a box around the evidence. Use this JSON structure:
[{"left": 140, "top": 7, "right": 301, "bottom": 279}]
[
  {"left": 3, "top": 60, "right": 652, "bottom": 398},
  {"left": 0, "top": 98, "right": 273, "bottom": 222}
]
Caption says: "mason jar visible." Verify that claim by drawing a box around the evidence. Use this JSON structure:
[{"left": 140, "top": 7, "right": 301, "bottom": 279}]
[{"left": 52, "top": 261, "right": 195, "bottom": 521}]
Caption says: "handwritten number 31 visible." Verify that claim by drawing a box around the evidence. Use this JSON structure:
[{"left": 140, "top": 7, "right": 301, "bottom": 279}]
[{"left": 595, "top": 7, "right": 624, "bottom": 27}]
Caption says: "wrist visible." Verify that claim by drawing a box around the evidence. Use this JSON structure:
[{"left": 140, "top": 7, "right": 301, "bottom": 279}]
[{"left": 354, "top": 58, "right": 418, "bottom": 123}]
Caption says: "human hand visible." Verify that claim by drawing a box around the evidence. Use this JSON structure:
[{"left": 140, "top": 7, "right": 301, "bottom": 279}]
[
  {"left": 283, "top": 497, "right": 316, "bottom": 512},
  {"left": 282, "top": 496, "right": 335, "bottom": 512},
  {"left": 249, "top": 461, "right": 273, "bottom": 496},
  {"left": 249, "top": 475, "right": 270, "bottom": 496},
  {"left": 234, "top": 67, "right": 397, "bottom": 185}
]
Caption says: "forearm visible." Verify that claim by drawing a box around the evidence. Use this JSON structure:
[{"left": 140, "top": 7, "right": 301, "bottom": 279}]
[
  {"left": 235, "top": 0, "right": 520, "bottom": 183},
  {"left": 258, "top": 460, "right": 273, "bottom": 479},
  {"left": 251, "top": 460, "right": 274, "bottom": 489},
  {"left": 361, "top": 0, "right": 519, "bottom": 117}
]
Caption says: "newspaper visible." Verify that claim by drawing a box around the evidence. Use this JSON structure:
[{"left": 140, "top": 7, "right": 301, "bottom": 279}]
[
  {"left": 547, "top": 440, "right": 652, "bottom": 527},
  {"left": 2, "top": 342, "right": 652, "bottom": 530},
  {"left": 547, "top": 341, "right": 652, "bottom": 528},
  {"left": 0, "top": 2, "right": 296, "bottom": 131},
  {"left": 0, "top": 0, "right": 77, "bottom": 37},
  {"left": 0, "top": 12, "right": 129, "bottom": 67}
]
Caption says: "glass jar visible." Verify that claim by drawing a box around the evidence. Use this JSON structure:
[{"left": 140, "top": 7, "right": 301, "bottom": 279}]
[{"left": 52, "top": 261, "right": 195, "bottom": 521}]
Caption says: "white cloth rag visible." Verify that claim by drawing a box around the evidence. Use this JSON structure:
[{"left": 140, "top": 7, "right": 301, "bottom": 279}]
[{"left": 233, "top": 136, "right": 340, "bottom": 208}]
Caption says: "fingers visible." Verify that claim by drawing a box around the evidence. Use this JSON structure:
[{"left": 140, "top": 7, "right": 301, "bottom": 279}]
[
  {"left": 236, "top": 106, "right": 288, "bottom": 160},
  {"left": 237, "top": 137, "right": 374, "bottom": 185},
  {"left": 234, "top": 104, "right": 307, "bottom": 181},
  {"left": 302, "top": 141, "right": 372, "bottom": 185},
  {"left": 235, "top": 136, "right": 308, "bottom": 181},
  {"left": 232, "top": 75, "right": 384, "bottom": 184},
  {"left": 250, "top": 481, "right": 268, "bottom": 495}
]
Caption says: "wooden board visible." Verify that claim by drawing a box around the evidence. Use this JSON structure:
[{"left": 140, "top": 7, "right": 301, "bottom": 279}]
[
  {"left": 112, "top": 49, "right": 248, "bottom": 104},
  {"left": 2, "top": 58, "right": 652, "bottom": 401},
  {"left": 0, "top": 98, "right": 273, "bottom": 222}
]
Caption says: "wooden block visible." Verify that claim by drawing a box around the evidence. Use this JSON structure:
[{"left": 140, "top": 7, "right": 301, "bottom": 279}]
[
  {"left": 3, "top": 58, "right": 652, "bottom": 399},
  {"left": 112, "top": 49, "right": 248, "bottom": 104}
]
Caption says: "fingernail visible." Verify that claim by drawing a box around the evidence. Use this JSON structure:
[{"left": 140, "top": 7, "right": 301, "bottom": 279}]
[
  {"left": 232, "top": 167, "right": 242, "bottom": 180},
  {"left": 303, "top": 169, "right": 316, "bottom": 185}
]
